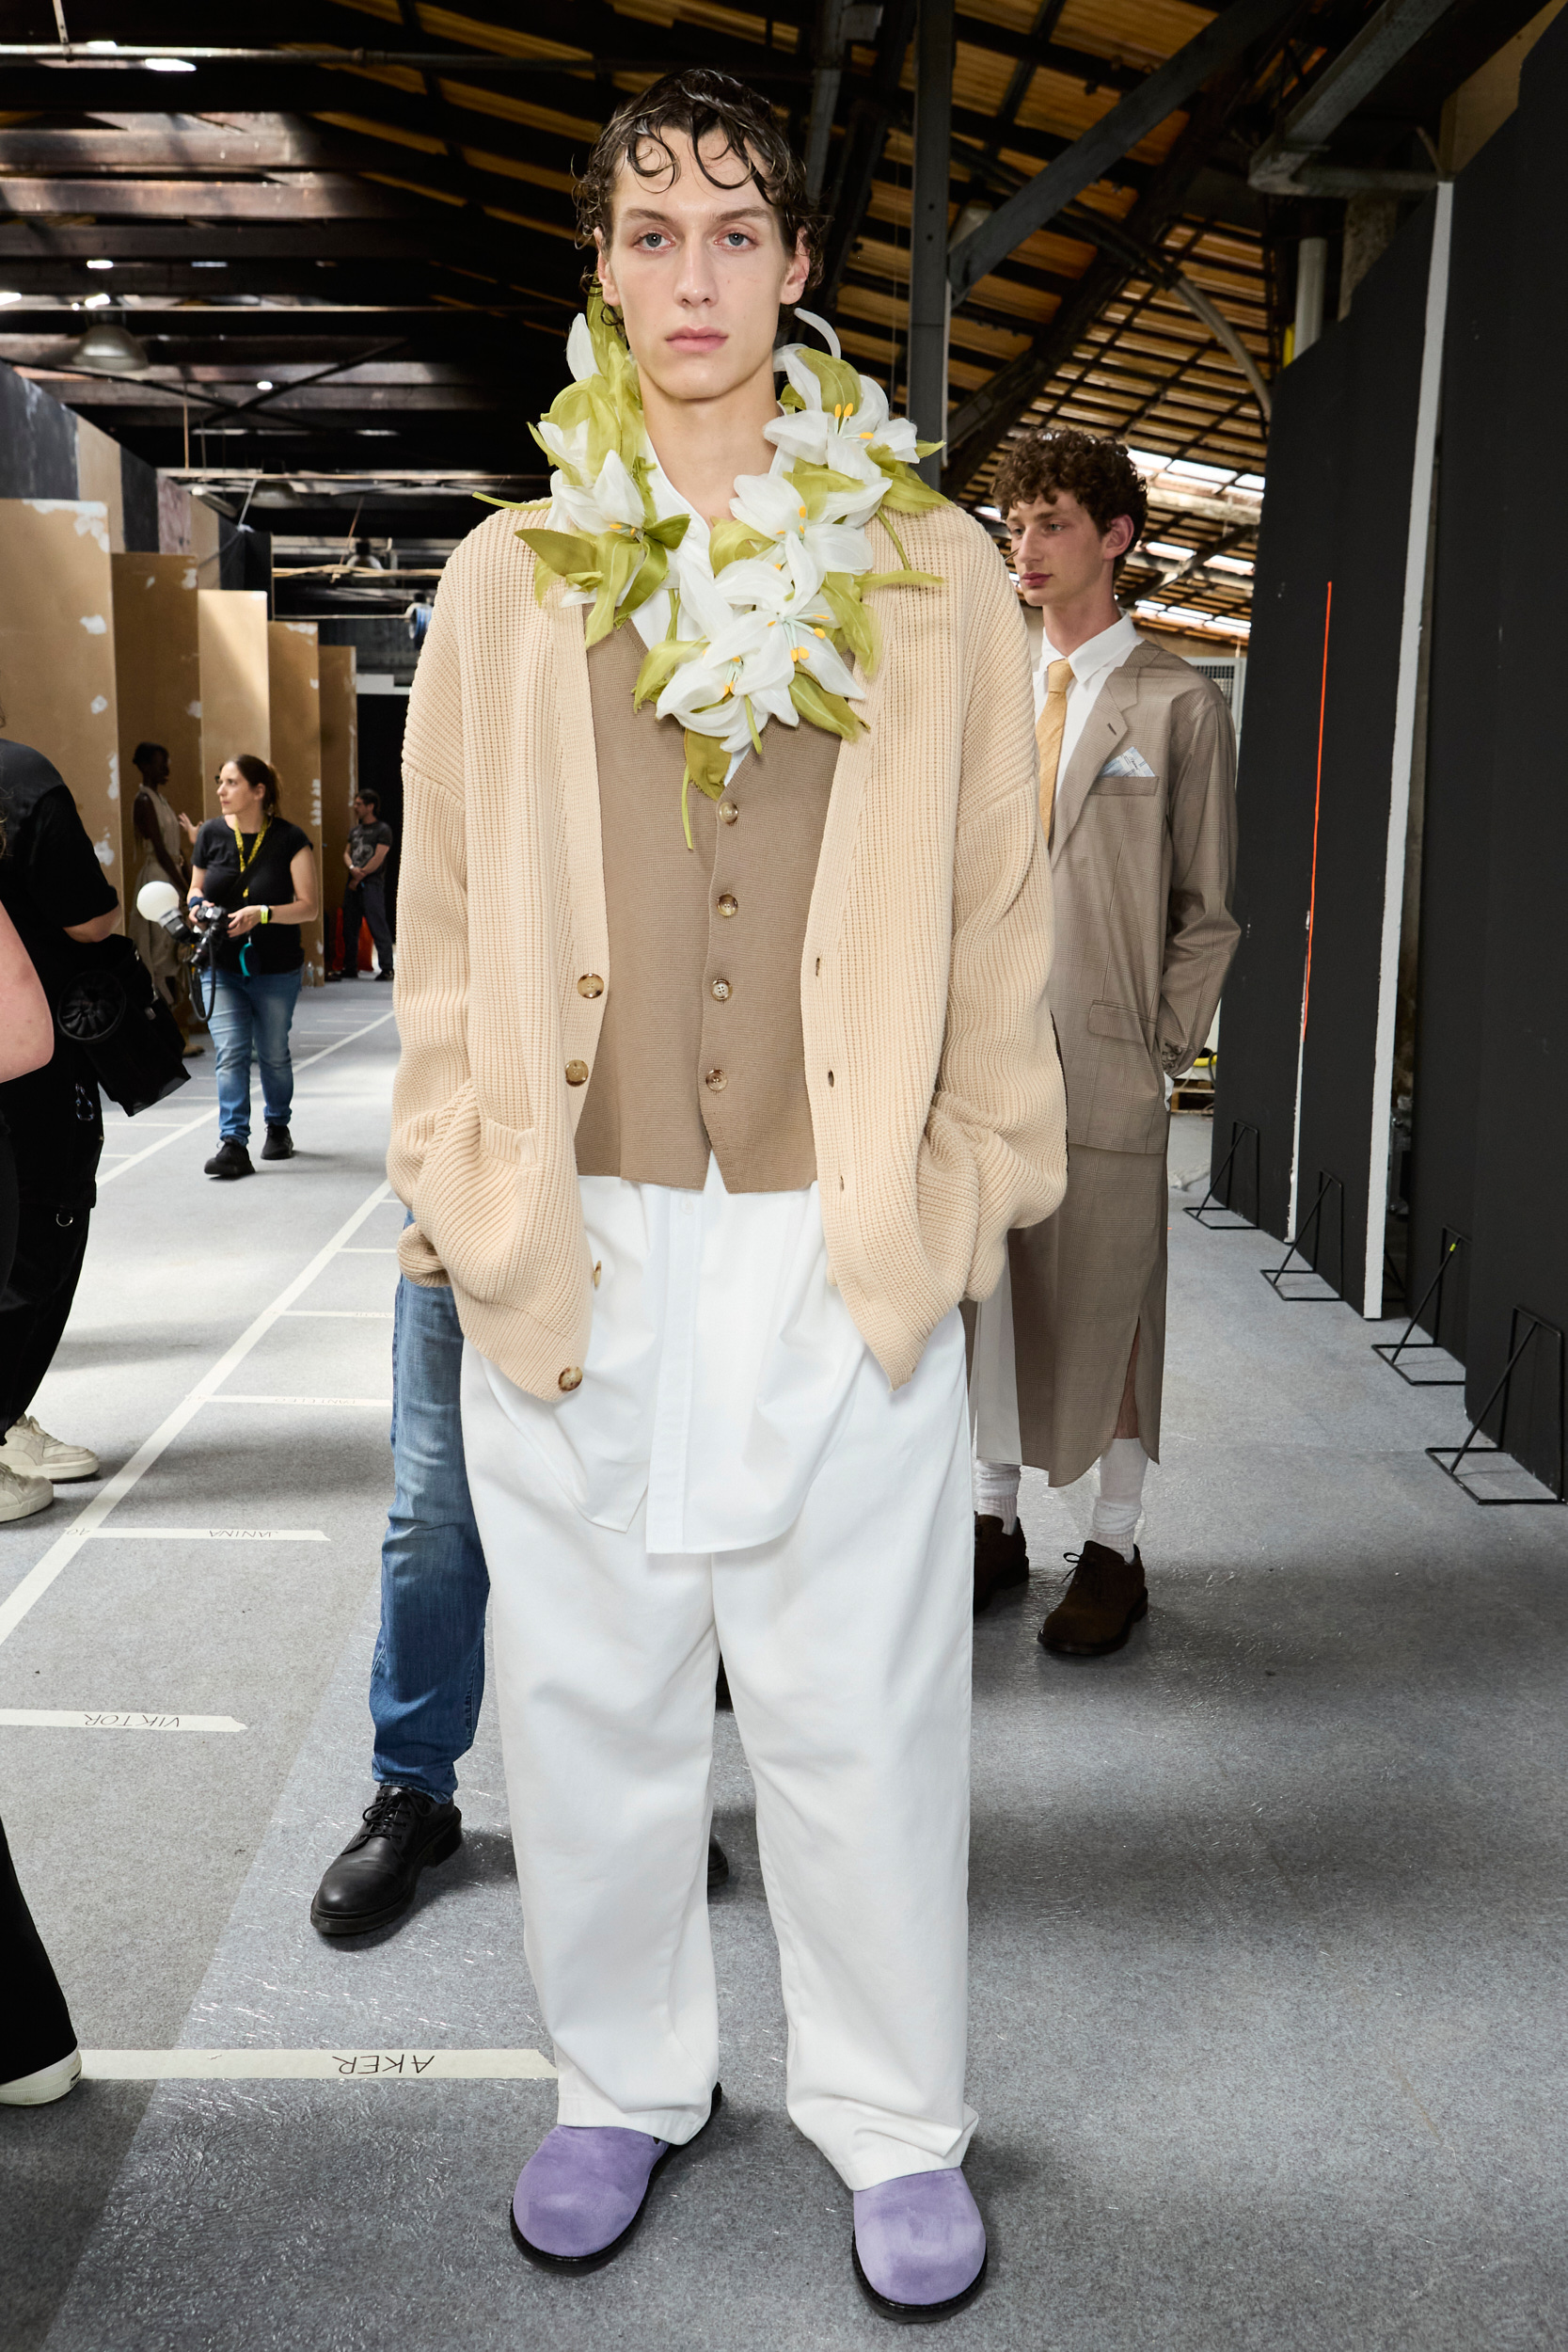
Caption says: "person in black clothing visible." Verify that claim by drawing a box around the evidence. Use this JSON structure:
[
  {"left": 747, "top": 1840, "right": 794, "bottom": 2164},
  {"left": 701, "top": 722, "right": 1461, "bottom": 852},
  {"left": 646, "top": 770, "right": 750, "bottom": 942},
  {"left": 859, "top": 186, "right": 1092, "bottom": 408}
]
[
  {"left": 331, "top": 787, "right": 395, "bottom": 983},
  {"left": 0, "top": 894, "right": 83, "bottom": 2104},
  {"left": 0, "top": 738, "right": 119, "bottom": 1513},
  {"left": 190, "top": 753, "right": 320, "bottom": 1182}
]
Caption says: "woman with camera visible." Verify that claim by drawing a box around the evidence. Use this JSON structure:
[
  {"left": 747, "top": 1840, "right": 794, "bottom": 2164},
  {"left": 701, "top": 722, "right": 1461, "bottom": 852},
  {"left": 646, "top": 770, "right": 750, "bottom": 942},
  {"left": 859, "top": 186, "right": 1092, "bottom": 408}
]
[{"left": 189, "top": 755, "right": 319, "bottom": 1182}]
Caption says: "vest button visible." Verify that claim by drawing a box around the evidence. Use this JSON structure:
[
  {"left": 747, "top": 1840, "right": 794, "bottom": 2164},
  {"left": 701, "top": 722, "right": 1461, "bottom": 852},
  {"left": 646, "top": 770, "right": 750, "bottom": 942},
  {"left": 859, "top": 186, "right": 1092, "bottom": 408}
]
[
  {"left": 710, "top": 977, "right": 731, "bottom": 1001},
  {"left": 705, "top": 1067, "right": 728, "bottom": 1092},
  {"left": 559, "top": 1366, "right": 583, "bottom": 1391},
  {"left": 716, "top": 893, "right": 737, "bottom": 917},
  {"left": 718, "top": 800, "right": 739, "bottom": 824},
  {"left": 565, "top": 1059, "right": 589, "bottom": 1086},
  {"left": 577, "top": 973, "right": 604, "bottom": 997}
]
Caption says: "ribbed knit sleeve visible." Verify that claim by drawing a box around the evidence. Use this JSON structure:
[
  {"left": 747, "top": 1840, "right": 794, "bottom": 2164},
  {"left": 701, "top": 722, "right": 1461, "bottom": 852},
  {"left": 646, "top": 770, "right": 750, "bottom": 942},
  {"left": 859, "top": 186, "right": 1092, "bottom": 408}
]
[{"left": 389, "top": 557, "right": 468, "bottom": 1285}]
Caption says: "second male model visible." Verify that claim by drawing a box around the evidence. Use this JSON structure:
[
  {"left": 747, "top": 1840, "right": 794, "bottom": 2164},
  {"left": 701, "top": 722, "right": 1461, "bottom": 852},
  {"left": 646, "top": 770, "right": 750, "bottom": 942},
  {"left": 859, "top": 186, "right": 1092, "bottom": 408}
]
[
  {"left": 970, "top": 431, "right": 1239, "bottom": 1649},
  {"left": 389, "top": 68, "right": 1064, "bottom": 2323}
]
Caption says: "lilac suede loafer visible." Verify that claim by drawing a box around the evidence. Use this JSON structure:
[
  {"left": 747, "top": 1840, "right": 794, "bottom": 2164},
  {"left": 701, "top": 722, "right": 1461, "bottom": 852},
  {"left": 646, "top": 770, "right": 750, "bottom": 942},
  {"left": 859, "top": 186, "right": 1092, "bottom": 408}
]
[
  {"left": 509, "top": 2082, "right": 721, "bottom": 2272},
  {"left": 852, "top": 2168, "right": 988, "bottom": 2323}
]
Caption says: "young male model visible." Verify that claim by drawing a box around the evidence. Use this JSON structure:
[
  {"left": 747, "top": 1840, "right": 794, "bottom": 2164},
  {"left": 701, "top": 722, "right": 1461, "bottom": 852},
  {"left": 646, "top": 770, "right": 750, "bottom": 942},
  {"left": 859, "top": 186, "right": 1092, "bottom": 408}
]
[
  {"left": 388, "top": 68, "right": 1064, "bottom": 2322},
  {"left": 970, "top": 431, "right": 1239, "bottom": 1648}
]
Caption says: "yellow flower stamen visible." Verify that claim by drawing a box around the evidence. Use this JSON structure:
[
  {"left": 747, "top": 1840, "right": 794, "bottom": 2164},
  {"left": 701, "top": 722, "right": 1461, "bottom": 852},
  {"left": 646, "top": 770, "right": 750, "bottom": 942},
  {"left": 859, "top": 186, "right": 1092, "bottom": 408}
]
[{"left": 813, "top": 627, "right": 826, "bottom": 639}]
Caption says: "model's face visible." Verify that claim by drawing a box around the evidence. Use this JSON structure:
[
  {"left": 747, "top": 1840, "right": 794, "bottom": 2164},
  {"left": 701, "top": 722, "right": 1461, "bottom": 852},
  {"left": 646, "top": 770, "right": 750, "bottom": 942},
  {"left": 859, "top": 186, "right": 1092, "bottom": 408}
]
[
  {"left": 1006, "top": 491, "right": 1132, "bottom": 609},
  {"left": 217, "top": 763, "right": 267, "bottom": 825},
  {"left": 596, "top": 129, "right": 810, "bottom": 406}
]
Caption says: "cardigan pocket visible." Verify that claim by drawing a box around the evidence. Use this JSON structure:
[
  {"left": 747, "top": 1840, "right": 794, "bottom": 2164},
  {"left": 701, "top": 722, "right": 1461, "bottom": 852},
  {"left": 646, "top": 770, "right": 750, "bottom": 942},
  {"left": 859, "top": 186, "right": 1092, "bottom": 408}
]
[{"left": 413, "top": 1082, "right": 541, "bottom": 1307}]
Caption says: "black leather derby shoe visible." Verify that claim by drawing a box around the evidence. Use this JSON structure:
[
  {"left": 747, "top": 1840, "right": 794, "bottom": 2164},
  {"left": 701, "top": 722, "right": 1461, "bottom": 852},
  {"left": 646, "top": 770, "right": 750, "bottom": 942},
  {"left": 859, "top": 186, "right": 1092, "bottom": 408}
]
[
  {"left": 310, "top": 1785, "right": 463, "bottom": 1936},
  {"left": 974, "top": 1513, "right": 1029, "bottom": 1615}
]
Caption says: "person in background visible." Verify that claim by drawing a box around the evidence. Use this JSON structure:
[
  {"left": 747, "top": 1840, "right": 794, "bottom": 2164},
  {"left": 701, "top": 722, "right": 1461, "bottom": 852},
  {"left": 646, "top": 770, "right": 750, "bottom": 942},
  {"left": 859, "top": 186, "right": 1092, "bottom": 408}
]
[
  {"left": 331, "top": 787, "right": 395, "bottom": 984},
  {"left": 0, "top": 734, "right": 118, "bottom": 1512},
  {"left": 128, "top": 740, "right": 205, "bottom": 1057},
  {"left": 190, "top": 754, "right": 319, "bottom": 1182},
  {"left": 0, "top": 896, "right": 83, "bottom": 2103},
  {"left": 970, "top": 429, "right": 1238, "bottom": 1648}
]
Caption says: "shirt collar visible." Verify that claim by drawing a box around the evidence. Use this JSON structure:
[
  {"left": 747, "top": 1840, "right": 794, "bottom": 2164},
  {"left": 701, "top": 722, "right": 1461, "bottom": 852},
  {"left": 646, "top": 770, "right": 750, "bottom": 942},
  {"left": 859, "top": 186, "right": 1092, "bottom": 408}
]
[
  {"left": 1041, "top": 611, "right": 1140, "bottom": 688},
  {"left": 645, "top": 436, "right": 788, "bottom": 570}
]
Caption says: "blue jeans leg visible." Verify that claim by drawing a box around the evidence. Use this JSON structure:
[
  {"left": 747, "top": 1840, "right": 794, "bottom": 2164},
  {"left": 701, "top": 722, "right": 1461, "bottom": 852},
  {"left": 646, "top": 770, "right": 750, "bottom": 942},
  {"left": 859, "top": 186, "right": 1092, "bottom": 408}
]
[
  {"left": 209, "top": 969, "right": 301, "bottom": 1143},
  {"left": 370, "top": 1267, "right": 489, "bottom": 1803}
]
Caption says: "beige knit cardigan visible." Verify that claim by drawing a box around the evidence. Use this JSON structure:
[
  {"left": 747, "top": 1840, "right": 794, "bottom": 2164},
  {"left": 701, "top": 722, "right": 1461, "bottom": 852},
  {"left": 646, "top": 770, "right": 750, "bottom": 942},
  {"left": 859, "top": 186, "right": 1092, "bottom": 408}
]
[{"left": 388, "top": 496, "right": 1068, "bottom": 1400}]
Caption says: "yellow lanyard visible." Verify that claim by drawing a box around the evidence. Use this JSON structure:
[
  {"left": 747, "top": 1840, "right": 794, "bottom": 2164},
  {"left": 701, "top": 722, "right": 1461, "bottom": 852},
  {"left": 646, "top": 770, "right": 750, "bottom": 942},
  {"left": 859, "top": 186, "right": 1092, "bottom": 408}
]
[{"left": 230, "top": 816, "right": 270, "bottom": 898}]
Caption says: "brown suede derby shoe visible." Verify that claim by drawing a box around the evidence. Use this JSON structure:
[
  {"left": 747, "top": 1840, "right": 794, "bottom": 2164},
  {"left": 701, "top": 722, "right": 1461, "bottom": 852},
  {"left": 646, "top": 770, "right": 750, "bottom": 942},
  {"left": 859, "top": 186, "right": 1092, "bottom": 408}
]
[
  {"left": 974, "top": 1514, "right": 1029, "bottom": 1615},
  {"left": 1037, "top": 1542, "right": 1148, "bottom": 1656}
]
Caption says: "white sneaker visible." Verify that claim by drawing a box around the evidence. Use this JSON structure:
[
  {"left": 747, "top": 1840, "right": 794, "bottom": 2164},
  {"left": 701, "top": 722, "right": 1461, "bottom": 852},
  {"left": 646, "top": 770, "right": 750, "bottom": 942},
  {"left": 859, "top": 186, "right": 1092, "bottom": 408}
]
[
  {"left": 0, "top": 2047, "right": 83, "bottom": 2106},
  {"left": 2, "top": 1414, "right": 99, "bottom": 1483},
  {"left": 0, "top": 1459, "right": 52, "bottom": 1523}
]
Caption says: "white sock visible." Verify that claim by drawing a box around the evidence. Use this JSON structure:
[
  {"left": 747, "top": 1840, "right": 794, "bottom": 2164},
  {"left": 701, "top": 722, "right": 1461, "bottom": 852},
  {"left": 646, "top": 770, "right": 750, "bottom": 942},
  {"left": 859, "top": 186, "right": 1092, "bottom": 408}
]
[
  {"left": 1089, "top": 1437, "right": 1148, "bottom": 1560},
  {"left": 974, "top": 1460, "right": 1021, "bottom": 1534}
]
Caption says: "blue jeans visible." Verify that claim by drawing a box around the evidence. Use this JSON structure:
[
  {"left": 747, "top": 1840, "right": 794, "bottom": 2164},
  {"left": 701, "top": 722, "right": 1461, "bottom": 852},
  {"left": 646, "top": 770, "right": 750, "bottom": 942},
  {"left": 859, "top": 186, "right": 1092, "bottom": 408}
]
[
  {"left": 370, "top": 1265, "right": 490, "bottom": 1802},
  {"left": 209, "top": 967, "right": 302, "bottom": 1144}
]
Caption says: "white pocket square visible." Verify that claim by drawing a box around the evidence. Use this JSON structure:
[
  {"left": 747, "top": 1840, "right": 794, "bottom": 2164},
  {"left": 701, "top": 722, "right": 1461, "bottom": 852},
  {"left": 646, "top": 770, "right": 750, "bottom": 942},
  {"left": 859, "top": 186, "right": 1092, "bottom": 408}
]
[{"left": 1098, "top": 749, "right": 1156, "bottom": 778}]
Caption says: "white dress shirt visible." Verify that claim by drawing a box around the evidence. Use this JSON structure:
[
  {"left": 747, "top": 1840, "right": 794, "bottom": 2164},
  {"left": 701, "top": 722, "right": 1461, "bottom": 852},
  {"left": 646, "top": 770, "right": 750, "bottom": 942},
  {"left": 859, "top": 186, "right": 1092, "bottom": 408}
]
[
  {"left": 1031, "top": 609, "right": 1141, "bottom": 777},
  {"left": 469, "top": 447, "right": 956, "bottom": 1557}
]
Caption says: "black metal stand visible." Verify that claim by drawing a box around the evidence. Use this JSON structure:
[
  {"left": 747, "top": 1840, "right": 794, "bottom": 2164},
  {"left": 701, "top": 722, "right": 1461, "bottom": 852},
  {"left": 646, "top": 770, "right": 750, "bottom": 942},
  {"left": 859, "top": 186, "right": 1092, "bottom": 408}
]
[
  {"left": 1427, "top": 1308, "right": 1566, "bottom": 1505},
  {"left": 1260, "top": 1170, "right": 1344, "bottom": 1302},
  {"left": 1185, "top": 1120, "right": 1259, "bottom": 1232},
  {"left": 1373, "top": 1229, "right": 1466, "bottom": 1386}
]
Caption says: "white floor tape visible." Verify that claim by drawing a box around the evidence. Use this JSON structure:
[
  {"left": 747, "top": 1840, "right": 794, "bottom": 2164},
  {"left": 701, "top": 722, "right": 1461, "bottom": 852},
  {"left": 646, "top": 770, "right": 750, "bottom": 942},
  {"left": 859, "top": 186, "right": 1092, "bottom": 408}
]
[
  {"left": 83, "top": 1528, "right": 328, "bottom": 1542},
  {"left": 0, "top": 1710, "right": 245, "bottom": 1732},
  {"left": 81, "top": 2048, "right": 557, "bottom": 2080},
  {"left": 204, "top": 1393, "right": 392, "bottom": 1408}
]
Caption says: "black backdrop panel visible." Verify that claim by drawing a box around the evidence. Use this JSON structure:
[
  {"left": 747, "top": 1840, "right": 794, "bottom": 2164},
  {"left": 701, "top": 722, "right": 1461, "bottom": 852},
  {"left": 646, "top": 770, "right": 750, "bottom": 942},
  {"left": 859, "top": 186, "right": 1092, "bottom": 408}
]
[
  {"left": 1212, "top": 203, "right": 1433, "bottom": 1279},
  {"left": 1294, "top": 203, "right": 1434, "bottom": 1306},
  {"left": 356, "top": 691, "right": 408, "bottom": 931},
  {"left": 1209, "top": 327, "right": 1342, "bottom": 1234},
  {"left": 1406, "top": 122, "right": 1521, "bottom": 1366},
  {"left": 1464, "top": 17, "right": 1568, "bottom": 1489}
]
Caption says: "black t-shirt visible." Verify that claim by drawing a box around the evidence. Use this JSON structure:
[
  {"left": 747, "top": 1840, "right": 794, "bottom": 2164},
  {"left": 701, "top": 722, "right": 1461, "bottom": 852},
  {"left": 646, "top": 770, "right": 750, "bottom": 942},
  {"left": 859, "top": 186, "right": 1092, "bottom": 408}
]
[
  {"left": 194, "top": 816, "right": 312, "bottom": 974},
  {"left": 0, "top": 739, "right": 117, "bottom": 1200},
  {"left": 0, "top": 742, "right": 119, "bottom": 1005},
  {"left": 348, "top": 818, "right": 392, "bottom": 875}
]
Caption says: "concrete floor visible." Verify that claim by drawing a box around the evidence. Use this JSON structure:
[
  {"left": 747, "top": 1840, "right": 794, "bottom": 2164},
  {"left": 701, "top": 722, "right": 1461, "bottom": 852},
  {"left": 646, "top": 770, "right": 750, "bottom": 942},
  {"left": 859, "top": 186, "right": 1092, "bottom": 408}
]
[{"left": 2, "top": 1027, "right": 1565, "bottom": 2351}]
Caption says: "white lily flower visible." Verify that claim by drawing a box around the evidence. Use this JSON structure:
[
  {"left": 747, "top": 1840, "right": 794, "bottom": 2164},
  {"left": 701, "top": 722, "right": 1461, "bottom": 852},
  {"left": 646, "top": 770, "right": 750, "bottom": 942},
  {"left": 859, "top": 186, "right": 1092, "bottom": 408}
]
[
  {"left": 730, "top": 470, "right": 875, "bottom": 571},
  {"left": 656, "top": 611, "right": 798, "bottom": 746},
  {"left": 566, "top": 312, "right": 597, "bottom": 383}
]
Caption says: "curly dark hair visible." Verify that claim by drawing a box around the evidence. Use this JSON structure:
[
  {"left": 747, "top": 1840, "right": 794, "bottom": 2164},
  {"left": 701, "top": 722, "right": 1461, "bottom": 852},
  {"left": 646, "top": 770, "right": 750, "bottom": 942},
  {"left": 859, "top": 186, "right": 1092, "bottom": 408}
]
[
  {"left": 992, "top": 428, "right": 1148, "bottom": 573},
  {"left": 574, "top": 69, "right": 826, "bottom": 298}
]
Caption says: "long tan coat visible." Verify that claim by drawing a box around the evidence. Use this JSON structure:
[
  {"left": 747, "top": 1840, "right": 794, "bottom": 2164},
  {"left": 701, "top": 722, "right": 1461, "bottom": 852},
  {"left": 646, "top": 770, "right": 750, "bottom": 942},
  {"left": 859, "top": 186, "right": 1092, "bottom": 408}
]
[{"left": 1006, "top": 635, "right": 1239, "bottom": 1485}]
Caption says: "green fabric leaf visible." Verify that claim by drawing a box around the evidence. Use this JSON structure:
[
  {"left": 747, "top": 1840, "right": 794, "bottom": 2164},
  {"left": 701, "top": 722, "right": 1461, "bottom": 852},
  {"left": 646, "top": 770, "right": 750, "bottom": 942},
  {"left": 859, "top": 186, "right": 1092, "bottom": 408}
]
[
  {"left": 684, "top": 730, "right": 730, "bottom": 799},
  {"left": 820, "top": 574, "right": 880, "bottom": 673},
  {"left": 585, "top": 535, "right": 641, "bottom": 646},
  {"left": 618, "top": 538, "right": 668, "bottom": 622},
  {"left": 793, "top": 348, "right": 868, "bottom": 418},
  {"left": 786, "top": 460, "right": 870, "bottom": 520},
  {"left": 789, "top": 671, "right": 866, "bottom": 742},
  {"left": 515, "top": 527, "right": 599, "bottom": 579},
  {"left": 860, "top": 565, "right": 942, "bottom": 593},
  {"left": 708, "top": 521, "right": 774, "bottom": 573},
  {"left": 633, "top": 636, "right": 704, "bottom": 707},
  {"left": 644, "top": 512, "right": 691, "bottom": 551}
]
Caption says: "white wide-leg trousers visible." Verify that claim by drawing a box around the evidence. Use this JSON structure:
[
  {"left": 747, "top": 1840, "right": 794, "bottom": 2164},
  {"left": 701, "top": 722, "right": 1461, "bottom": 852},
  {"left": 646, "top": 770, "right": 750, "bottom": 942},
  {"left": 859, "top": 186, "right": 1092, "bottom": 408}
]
[{"left": 461, "top": 1311, "right": 977, "bottom": 2192}]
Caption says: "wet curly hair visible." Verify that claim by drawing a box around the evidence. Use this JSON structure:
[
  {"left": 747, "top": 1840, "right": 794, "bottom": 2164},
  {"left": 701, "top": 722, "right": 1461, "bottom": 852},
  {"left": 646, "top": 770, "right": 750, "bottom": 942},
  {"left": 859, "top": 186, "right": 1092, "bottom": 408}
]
[
  {"left": 992, "top": 428, "right": 1148, "bottom": 574},
  {"left": 574, "top": 68, "right": 826, "bottom": 298}
]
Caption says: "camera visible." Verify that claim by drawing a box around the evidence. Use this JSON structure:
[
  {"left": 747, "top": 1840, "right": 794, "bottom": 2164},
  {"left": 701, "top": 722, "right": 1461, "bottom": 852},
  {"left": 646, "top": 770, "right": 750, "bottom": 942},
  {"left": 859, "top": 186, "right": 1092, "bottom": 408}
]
[{"left": 135, "top": 881, "right": 228, "bottom": 966}]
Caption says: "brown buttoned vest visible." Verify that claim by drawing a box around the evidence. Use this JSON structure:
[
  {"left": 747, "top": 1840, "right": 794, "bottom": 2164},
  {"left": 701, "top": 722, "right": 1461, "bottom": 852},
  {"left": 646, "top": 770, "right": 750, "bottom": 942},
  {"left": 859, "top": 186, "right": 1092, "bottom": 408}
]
[{"left": 574, "top": 620, "right": 839, "bottom": 1192}]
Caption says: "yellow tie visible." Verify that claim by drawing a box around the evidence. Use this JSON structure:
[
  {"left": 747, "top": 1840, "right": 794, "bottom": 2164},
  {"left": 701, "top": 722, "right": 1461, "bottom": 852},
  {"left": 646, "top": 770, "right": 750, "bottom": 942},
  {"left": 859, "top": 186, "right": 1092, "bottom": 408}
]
[{"left": 1035, "top": 658, "right": 1073, "bottom": 841}]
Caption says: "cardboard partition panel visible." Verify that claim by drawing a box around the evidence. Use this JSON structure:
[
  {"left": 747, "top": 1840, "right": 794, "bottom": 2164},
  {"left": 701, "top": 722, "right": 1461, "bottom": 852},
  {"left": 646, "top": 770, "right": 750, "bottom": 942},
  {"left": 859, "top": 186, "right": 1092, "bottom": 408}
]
[
  {"left": 74, "top": 417, "right": 127, "bottom": 553},
  {"left": 267, "top": 620, "right": 325, "bottom": 985},
  {"left": 110, "top": 552, "right": 204, "bottom": 883},
  {"left": 197, "top": 589, "right": 270, "bottom": 820},
  {"left": 318, "top": 645, "right": 357, "bottom": 954},
  {"left": 0, "top": 497, "right": 123, "bottom": 922}
]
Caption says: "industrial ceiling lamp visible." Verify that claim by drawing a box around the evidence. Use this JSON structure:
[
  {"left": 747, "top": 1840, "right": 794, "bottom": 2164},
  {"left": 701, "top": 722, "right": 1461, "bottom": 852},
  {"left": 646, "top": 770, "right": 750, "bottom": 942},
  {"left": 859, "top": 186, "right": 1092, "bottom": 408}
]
[{"left": 67, "top": 315, "right": 150, "bottom": 374}]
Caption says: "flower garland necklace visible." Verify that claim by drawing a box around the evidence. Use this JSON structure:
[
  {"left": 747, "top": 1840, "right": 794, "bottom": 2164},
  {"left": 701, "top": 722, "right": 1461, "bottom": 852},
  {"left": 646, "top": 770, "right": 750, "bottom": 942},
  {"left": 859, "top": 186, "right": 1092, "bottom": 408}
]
[{"left": 500, "top": 293, "right": 946, "bottom": 844}]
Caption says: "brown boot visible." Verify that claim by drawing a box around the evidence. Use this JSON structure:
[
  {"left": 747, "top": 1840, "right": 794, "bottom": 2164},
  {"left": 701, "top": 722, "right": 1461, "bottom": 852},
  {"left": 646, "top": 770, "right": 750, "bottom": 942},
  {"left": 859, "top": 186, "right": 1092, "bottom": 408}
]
[
  {"left": 1037, "top": 1542, "right": 1148, "bottom": 1656},
  {"left": 974, "top": 1515, "right": 1029, "bottom": 1615}
]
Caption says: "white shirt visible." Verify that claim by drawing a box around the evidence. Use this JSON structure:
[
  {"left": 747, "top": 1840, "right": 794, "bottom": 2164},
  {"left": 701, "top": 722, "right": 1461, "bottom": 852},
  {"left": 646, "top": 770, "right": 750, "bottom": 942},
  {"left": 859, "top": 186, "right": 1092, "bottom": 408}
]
[
  {"left": 474, "top": 448, "right": 872, "bottom": 1556},
  {"left": 1031, "top": 609, "right": 1141, "bottom": 778}
]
